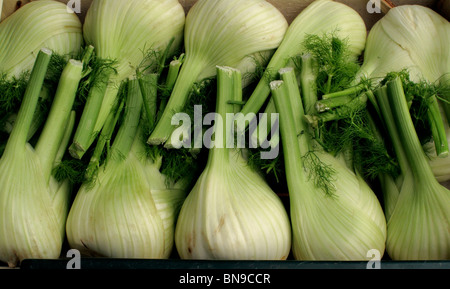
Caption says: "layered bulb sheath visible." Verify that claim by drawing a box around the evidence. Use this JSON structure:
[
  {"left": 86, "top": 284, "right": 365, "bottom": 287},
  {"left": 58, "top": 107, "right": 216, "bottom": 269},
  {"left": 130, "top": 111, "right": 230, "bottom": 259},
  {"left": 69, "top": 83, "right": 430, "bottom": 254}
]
[
  {"left": 375, "top": 79, "right": 450, "bottom": 260},
  {"left": 355, "top": 5, "right": 449, "bottom": 85},
  {"left": 175, "top": 150, "right": 291, "bottom": 260},
  {"left": 0, "top": 145, "right": 72, "bottom": 266},
  {"left": 0, "top": 0, "right": 83, "bottom": 77},
  {"left": 66, "top": 144, "right": 186, "bottom": 258},
  {"left": 289, "top": 152, "right": 387, "bottom": 260}
]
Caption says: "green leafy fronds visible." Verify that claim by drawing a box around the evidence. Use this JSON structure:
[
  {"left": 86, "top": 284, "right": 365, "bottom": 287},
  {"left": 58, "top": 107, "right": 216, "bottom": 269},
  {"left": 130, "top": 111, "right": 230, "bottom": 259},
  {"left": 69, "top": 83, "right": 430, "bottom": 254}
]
[
  {"left": 136, "top": 37, "right": 180, "bottom": 78},
  {"left": 242, "top": 52, "right": 276, "bottom": 89},
  {"left": 247, "top": 146, "right": 284, "bottom": 185},
  {"left": 52, "top": 159, "right": 90, "bottom": 185},
  {"left": 302, "top": 151, "right": 337, "bottom": 197},
  {"left": 75, "top": 51, "right": 118, "bottom": 110},
  {"left": 357, "top": 137, "right": 400, "bottom": 180},
  {"left": 136, "top": 47, "right": 164, "bottom": 77},
  {"left": 317, "top": 69, "right": 444, "bottom": 181},
  {"left": 183, "top": 77, "right": 217, "bottom": 119},
  {"left": 436, "top": 74, "right": 450, "bottom": 100},
  {"left": 146, "top": 144, "right": 204, "bottom": 186},
  {"left": 0, "top": 72, "right": 29, "bottom": 119},
  {"left": 0, "top": 53, "right": 69, "bottom": 126},
  {"left": 303, "top": 31, "right": 361, "bottom": 96},
  {"left": 319, "top": 105, "right": 399, "bottom": 180},
  {"left": 44, "top": 53, "right": 71, "bottom": 91}
]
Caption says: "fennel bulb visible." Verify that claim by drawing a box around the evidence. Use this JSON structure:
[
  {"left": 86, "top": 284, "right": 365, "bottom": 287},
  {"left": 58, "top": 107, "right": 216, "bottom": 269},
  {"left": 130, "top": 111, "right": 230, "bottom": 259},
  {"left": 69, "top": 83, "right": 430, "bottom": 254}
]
[
  {"left": 270, "top": 67, "right": 386, "bottom": 260},
  {"left": 375, "top": 78, "right": 449, "bottom": 260},
  {"left": 0, "top": 0, "right": 83, "bottom": 143},
  {"left": 175, "top": 66, "right": 291, "bottom": 260},
  {"left": 0, "top": 0, "right": 83, "bottom": 78},
  {"left": 240, "top": 0, "right": 367, "bottom": 124},
  {"left": 356, "top": 5, "right": 449, "bottom": 85},
  {"left": 70, "top": 0, "right": 185, "bottom": 159},
  {"left": 0, "top": 49, "right": 83, "bottom": 267},
  {"left": 148, "top": 0, "right": 288, "bottom": 145},
  {"left": 66, "top": 79, "right": 187, "bottom": 259}
]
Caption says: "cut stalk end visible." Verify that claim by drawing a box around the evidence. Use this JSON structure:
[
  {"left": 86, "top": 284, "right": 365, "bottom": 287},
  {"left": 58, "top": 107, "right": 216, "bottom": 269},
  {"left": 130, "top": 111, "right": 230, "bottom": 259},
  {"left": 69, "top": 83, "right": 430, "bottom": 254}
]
[{"left": 69, "top": 142, "right": 86, "bottom": 160}]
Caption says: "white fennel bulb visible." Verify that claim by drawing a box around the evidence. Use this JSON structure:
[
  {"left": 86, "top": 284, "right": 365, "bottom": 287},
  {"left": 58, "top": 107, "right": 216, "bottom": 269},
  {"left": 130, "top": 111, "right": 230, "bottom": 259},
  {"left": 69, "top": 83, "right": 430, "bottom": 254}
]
[
  {"left": 175, "top": 66, "right": 291, "bottom": 260},
  {"left": 66, "top": 79, "right": 187, "bottom": 259},
  {"left": 375, "top": 78, "right": 450, "bottom": 260},
  {"left": 356, "top": 5, "right": 449, "bottom": 85},
  {"left": 0, "top": 49, "right": 83, "bottom": 267},
  {"left": 0, "top": 0, "right": 83, "bottom": 78}
]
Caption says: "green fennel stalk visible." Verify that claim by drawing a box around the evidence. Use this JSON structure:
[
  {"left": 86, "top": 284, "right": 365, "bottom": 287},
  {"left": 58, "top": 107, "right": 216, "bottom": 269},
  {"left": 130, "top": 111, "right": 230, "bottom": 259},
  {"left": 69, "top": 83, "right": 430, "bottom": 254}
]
[{"left": 2, "top": 50, "right": 53, "bottom": 155}]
